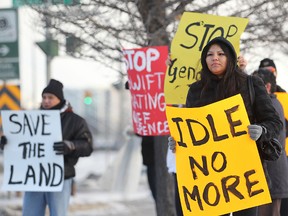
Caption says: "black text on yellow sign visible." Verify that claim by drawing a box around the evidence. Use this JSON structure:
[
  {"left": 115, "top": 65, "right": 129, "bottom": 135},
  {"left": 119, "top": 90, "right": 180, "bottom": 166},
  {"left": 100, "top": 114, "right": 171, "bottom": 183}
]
[{"left": 166, "top": 94, "right": 270, "bottom": 216}]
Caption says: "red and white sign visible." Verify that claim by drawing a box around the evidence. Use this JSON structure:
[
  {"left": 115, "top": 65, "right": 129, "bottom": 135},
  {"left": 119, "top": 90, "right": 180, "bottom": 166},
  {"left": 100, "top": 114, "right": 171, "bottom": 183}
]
[{"left": 124, "top": 46, "right": 169, "bottom": 136}]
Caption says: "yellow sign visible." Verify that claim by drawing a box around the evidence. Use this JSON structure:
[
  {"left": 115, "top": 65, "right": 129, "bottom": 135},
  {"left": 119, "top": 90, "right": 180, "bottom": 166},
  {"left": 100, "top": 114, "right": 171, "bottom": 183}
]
[
  {"left": 164, "top": 12, "right": 249, "bottom": 104},
  {"left": 0, "top": 85, "right": 21, "bottom": 130},
  {"left": 0, "top": 85, "right": 21, "bottom": 110},
  {"left": 275, "top": 92, "right": 288, "bottom": 155},
  {"left": 166, "top": 94, "right": 270, "bottom": 216}
]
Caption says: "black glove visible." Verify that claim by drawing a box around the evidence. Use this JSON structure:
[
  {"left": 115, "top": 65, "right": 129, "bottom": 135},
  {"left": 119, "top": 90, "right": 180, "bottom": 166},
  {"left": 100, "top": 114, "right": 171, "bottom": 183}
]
[
  {"left": 0, "top": 135, "right": 7, "bottom": 150},
  {"left": 53, "top": 140, "right": 75, "bottom": 155}
]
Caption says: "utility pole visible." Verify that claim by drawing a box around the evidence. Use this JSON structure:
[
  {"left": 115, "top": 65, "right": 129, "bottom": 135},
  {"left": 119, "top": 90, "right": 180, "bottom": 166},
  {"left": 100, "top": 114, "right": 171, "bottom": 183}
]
[
  {"left": 35, "top": 2, "right": 58, "bottom": 84},
  {"left": 46, "top": 54, "right": 52, "bottom": 83},
  {"left": 45, "top": 8, "right": 52, "bottom": 84}
]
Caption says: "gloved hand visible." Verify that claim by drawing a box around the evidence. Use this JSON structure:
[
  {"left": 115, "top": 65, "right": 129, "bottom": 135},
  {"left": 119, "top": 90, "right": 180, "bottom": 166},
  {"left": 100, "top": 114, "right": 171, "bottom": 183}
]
[
  {"left": 168, "top": 136, "right": 176, "bottom": 153},
  {"left": 53, "top": 140, "right": 75, "bottom": 155},
  {"left": 248, "top": 124, "right": 263, "bottom": 141},
  {"left": 0, "top": 135, "right": 7, "bottom": 150}
]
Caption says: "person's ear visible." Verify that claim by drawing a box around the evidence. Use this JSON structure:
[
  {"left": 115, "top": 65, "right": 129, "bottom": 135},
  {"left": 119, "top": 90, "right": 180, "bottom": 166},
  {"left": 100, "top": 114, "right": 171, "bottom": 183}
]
[{"left": 265, "top": 82, "right": 272, "bottom": 94}]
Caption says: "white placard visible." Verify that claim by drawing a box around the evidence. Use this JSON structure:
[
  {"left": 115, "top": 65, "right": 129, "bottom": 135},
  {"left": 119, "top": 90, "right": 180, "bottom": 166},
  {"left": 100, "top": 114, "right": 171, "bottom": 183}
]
[{"left": 1, "top": 110, "right": 64, "bottom": 192}]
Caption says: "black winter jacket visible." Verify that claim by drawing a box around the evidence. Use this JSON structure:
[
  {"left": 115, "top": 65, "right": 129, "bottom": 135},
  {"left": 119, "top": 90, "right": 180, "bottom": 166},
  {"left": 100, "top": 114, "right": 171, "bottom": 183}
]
[
  {"left": 186, "top": 75, "right": 282, "bottom": 145},
  {"left": 60, "top": 102, "right": 93, "bottom": 179}
]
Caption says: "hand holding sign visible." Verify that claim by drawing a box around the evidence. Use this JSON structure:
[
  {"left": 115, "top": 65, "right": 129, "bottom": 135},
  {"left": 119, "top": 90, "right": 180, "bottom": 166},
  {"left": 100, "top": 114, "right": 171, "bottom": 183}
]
[
  {"left": 0, "top": 135, "right": 7, "bottom": 150},
  {"left": 53, "top": 140, "right": 75, "bottom": 155},
  {"left": 168, "top": 136, "right": 176, "bottom": 153},
  {"left": 248, "top": 124, "right": 263, "bottom": 141}
]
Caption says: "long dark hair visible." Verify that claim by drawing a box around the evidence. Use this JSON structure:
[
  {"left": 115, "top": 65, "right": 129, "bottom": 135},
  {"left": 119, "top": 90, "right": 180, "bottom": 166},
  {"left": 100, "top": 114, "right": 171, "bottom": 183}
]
[{"left": 200, "top": 39, "right": 246, "bottom": 101}]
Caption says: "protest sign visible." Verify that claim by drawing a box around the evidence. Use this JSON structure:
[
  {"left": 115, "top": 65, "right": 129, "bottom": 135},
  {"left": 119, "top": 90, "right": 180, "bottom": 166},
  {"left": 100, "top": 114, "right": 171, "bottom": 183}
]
[
  {"left": 164, "top": 12, "right": 249, "bottom": 104},
  {"left": 275, "top": 92, "right": 288, "bottom": 155},
  {"left": 166, "top": 94, "right": 270, "bottom": 215},
  {"left": 1, "top": 110, "right": 63, "bottom": 192},
  {"left": 124, "top": 46, "right": 169, "bottom": 136}
]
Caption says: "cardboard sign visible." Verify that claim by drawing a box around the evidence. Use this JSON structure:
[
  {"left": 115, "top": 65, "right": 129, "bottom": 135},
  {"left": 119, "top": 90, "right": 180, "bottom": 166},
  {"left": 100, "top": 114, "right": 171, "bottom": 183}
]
[
  {"left": 124, "top": 46, "right": 169, "bottom": 136},
  {"left": 164, "top": 12, "right": 249, "bottom": 104},
  {"left": 166, "top": 94, "right": 270, "bottom": 215},
  {"left": 275, "top": 92, "right": 288, "bottom": 155},
  {"left": 1, "top": 110, "right": 64, "bottom": 192}
]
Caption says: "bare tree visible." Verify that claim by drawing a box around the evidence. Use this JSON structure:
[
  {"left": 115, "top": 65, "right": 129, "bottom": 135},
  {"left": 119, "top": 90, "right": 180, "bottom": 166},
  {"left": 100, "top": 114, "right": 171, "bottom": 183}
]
[
  {"left": 27, "top": 0, "right": 288, "bottom": 72},
  {"left": 24, "top": 1, "right": 288, "bottom": 215}
]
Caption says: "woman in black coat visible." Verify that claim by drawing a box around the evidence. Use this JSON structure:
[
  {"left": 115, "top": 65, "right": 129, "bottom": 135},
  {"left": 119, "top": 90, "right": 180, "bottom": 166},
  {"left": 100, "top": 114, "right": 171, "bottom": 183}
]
[
  {"left": 183, "top": 37, "right": 282, "bottom": 216},
  {"left": 186, "top": 37, "right": 282, "bottom": 144},
  {"left": 186, "top": 37, "right": 283, "bottom": 216}
]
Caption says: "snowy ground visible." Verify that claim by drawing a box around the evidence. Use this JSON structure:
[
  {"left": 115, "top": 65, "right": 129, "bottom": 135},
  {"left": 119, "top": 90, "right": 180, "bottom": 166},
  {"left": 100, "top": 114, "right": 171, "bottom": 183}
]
[{"left": 0, "top": 146, "right": 157, "bottom": 216}]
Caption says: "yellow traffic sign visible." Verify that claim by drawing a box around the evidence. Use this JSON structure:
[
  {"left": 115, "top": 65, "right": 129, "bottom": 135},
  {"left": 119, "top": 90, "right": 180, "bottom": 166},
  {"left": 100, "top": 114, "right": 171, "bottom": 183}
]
[{"left": 0, "top": 85, "right": 21, "bottom": 110}]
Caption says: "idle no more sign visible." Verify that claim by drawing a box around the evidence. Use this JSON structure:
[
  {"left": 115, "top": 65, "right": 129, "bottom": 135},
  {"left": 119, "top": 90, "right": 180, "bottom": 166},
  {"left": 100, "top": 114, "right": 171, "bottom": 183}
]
[
  {"left": 1, "top": 110, "right": 64, "bottom": 192},
  {"left": 124, "top": 46, "right": 169, "bottom": 136},
  {"left": 166, "top": 94, "right": 271, "bottom": 215}
]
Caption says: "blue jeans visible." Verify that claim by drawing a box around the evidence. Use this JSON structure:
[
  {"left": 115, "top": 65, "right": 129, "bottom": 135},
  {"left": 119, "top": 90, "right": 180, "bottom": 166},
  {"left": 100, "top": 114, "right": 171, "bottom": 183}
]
[{"left": 22, "top": 178, "right": 72, "bottom": 216}]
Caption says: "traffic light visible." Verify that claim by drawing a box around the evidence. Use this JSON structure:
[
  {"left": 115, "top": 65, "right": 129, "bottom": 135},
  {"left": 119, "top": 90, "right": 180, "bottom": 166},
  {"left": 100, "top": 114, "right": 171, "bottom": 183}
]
[
  {"left": 84, "top": 90, "right": 93, "bottom": 105},
  {"left": 66, "top": 35, "right": 82, "bottom": 54}
]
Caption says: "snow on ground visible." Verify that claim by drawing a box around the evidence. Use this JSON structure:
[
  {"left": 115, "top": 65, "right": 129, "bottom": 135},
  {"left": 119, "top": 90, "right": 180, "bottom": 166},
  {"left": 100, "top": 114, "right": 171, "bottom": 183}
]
[{"left": 0, "top": 148, "right": 157, "bottom": 216}]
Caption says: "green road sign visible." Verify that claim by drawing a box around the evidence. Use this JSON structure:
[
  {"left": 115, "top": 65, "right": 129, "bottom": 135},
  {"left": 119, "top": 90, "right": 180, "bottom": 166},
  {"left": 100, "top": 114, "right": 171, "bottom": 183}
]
[
  {"left": 0, "top": 9, "right": 19, "bottom": 80},
  {"left": 13, "top": 0, "right": 80, "bottom": 7},
  {"left": 36, "top": 39, "right": 59, "bottom": 57}
]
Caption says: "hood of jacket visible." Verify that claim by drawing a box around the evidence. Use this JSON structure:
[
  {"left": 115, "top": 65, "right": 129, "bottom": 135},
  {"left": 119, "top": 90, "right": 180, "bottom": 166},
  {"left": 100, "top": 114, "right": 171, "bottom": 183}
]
[{"left": 201, "top": 37, "right": 237, "bottom": 72}]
